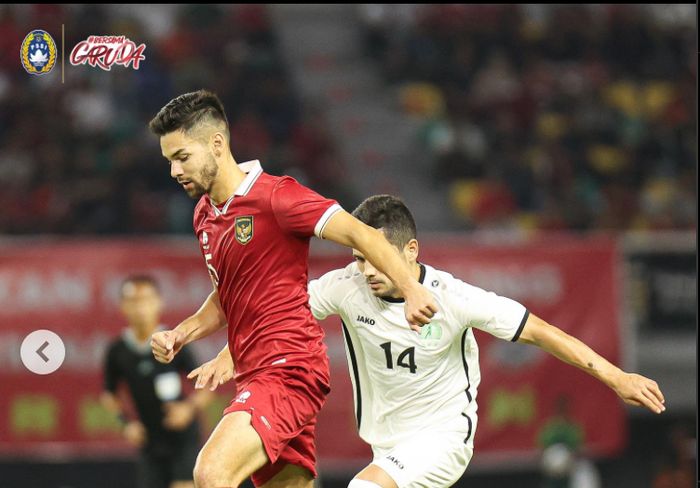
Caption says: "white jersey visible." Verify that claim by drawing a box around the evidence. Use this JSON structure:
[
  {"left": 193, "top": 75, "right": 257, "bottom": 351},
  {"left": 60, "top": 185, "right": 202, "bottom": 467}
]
[{"left": 308, "top": 262, "right": 528, "bottom": 450}]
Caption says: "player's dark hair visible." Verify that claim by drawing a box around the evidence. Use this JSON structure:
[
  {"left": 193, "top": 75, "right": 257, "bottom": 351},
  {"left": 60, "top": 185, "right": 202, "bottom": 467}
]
[
  {"left": 148, "top": 89, "right": 229, "bottom": 139},
  {"left": 120, "top": 275, "right": 161, "bottom": 298},
  {"left": 352, "top": 195, "right": 417, "bottom": 248}
]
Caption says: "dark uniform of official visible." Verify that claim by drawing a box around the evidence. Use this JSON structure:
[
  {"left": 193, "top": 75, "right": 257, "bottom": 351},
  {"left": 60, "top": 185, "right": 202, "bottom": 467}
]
[{"left": 104, "top": 328, "right": 201, "bottom": 488}]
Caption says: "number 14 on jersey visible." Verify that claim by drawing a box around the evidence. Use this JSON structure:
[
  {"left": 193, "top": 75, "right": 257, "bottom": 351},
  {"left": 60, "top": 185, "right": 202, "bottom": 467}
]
[{"left": 380, "top": 342, "right": 417, "bottom": 374}]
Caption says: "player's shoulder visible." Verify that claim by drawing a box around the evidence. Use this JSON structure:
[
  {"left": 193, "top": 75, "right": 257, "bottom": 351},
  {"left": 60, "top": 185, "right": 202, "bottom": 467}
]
[
  {"left": 193, "top": 194, "right": 209, "bottom": 213},
  {"left": 258, "top": 173, "right": 305, "bottom": 205},
  {"left": 193, "top": 195, "right": 210, "bottom": 227},
  {"left": 251, "top": 171, "right": 281, "bottom": 191},
  {"left": 422, "top": 263, "right": 479, "bottom": 299},
  {"left": 313, "top": 262, "right": 365, "bottom": 294},
  {"left": 316, "top": 261, "right": 363, "bottom": 284},
  {"left": 269, "top": 173, "right": 320, "bottom": 196},
  {"left": 421, "top": 263, "right": 459, "bottom": 290}
]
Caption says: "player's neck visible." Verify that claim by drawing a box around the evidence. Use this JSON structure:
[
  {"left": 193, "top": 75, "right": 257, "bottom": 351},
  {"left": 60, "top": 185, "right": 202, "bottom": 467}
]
[
  {"left": 413, "top": 261, "right": 422, "bottom": 282},
  {"left": 388, "top": 262, "right": 422, "bottom": 299},
  {"left": 208, "top": 154, "right": 244, "bottom": 205}
]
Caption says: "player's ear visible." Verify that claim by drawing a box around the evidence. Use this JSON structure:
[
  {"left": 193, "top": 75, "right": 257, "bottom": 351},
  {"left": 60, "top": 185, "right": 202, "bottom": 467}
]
[
  {"left": 404, "top": 239, "right": 419, "bottom": 262},
  {"left": 212, "top": 132, "right": 225, "bottom": 157}
]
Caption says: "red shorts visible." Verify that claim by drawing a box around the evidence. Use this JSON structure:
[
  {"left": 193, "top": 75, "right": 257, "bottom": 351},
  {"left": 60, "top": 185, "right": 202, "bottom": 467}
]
[{"left": 223, "top": 365, "right": 330, "bottom": 487}]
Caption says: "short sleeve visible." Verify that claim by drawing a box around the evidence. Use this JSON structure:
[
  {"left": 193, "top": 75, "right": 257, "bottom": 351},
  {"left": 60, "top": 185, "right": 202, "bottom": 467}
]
[
  {"left": 271, "top": 176, "right": 342, "bottom": 238},
  {"left": 449, "top": 278, "right": 529, "bottom": 342},
  {"left": 308, "top": 268, "right": 353, "bottom": 320},
  {"left": 103, "top": 343, "right": 121, "bottom": 393}
]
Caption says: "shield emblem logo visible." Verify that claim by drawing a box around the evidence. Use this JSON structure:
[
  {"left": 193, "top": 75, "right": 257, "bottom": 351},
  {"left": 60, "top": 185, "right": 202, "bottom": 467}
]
[
  {"left": 21, "top": 30, "right": 57, "bottom": 76},
  {"left": 235, "top": 216, "right": 253, "bottom": 245}
]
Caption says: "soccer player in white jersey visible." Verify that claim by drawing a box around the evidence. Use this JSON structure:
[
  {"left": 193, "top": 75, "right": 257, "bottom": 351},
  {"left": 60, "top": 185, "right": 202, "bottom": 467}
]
[{"left": 189, "top": 195, "right": 665, "bottom": 488}]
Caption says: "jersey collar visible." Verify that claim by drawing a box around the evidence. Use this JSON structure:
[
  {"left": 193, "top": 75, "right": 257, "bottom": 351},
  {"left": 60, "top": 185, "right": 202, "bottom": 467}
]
[
  {"left": 380, "top": 263, "right": 427, "bottom": 304},
  {"left": 210, "top": 159, "right": 263, "bottom": 216}
]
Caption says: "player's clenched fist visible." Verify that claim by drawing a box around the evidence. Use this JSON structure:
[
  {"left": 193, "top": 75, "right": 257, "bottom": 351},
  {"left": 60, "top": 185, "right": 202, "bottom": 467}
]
[
  {"left": 151, "top": 329, "right": 185, "bottom": 363},
  {"left": 404, "top": 283, "right": 438, "bottom": 332}
]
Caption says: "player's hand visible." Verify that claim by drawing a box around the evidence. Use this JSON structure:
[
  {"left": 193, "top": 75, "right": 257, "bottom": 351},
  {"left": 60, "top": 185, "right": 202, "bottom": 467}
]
[
  {"left": 612, "top": 372, "right": 665, "bottom": 414},
  {"left": 403, "top": 283, "right": 438, "bottom": 333},
  {"left": 162, "top": 401, "right": 195, "bottom": 431},
  {"left": 151, "top": 329, "right": 185, "bottom": 363},
  {"left": 188, "top": 354, "right": 234, "bottom": 391},
  {"left": 123, "top": 420, "right": 147, "bottom": 447}
]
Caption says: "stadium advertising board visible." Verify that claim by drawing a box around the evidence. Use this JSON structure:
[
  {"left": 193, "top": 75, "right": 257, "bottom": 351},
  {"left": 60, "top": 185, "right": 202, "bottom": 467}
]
[{"left": 0, "top": 237, "right": 624, "bottom": 467}]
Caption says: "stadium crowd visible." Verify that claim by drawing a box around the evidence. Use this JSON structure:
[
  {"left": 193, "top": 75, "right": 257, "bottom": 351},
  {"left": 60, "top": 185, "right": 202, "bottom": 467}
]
[
  {"left": 361, "top": 4, "right": 696, "bottom": 232},
  {"left": 0, "top": 4, "right": 695, "bottom": 235},
  {"left": 0, "top": 4, "right": 347, "bottom": 234}
]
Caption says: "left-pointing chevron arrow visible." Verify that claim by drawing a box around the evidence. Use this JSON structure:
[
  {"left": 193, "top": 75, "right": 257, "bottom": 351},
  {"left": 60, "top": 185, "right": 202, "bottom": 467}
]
[{"left": 36, "top": 341, "right": 50, "bottom": 362}]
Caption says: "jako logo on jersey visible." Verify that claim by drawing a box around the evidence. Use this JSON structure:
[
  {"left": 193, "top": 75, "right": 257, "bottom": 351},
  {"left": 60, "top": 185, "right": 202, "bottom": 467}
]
[
  {"left": 235, "top": 216, "right": 254, "bottom": 245},
  {"left": 201, "top": 231, "right": 210, "bottom": 250},
  {"left": 70, "top": 35, "right": 146, "bottom": 71},
  {"left": 235, "top": 391, "right": 251, "bottom": 403},
  {"left": 21, "top": 30, "right": 57, "bottom": 76},
  {"left": 386, "top": 455, "right": 404, "bottom": 470},
  {"left": 356, "top": 315, "right": 375, "bottom": 325}
]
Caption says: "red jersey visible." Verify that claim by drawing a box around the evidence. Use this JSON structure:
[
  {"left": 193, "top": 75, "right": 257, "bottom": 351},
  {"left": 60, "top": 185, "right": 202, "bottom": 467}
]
[{"left": 193, "top": 160, "right": 341, "bottom": 385}]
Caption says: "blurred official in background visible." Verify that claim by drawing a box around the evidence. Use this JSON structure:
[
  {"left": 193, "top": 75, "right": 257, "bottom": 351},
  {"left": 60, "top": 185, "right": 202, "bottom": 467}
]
[{"left": 101, "top": 275, "right": 214, "bottom": 488}]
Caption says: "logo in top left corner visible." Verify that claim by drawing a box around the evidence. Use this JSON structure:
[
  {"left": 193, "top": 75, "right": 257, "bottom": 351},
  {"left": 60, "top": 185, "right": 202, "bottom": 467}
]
[{"left": 21, "top": 30, "right": 57, "bottom": 76}]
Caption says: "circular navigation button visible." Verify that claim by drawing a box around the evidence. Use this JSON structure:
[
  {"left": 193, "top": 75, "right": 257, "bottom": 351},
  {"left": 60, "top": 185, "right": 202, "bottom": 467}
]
[{"left": 20, "top": 330, "right": 66, "bottom": 375}]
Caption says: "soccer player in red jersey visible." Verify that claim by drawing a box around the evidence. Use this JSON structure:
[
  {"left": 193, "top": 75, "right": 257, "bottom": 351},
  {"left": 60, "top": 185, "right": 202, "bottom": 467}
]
[{"left": 148, "top": 90, "right": 438, "bottom": 488}]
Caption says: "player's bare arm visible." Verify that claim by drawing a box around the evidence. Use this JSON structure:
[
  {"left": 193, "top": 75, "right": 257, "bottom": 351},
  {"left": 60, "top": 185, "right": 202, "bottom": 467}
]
[
  {"left": 320, "top": 210, "right": 437, "bottom": 330},
  {"left": 151, "top": 288, "right": 227, "bottom": 363},
  {"left": 187, "top": 344, "right": 235, "bottom": 391},
  {"left": 517, "top": 313, "right": 666, "bottom": 414}
]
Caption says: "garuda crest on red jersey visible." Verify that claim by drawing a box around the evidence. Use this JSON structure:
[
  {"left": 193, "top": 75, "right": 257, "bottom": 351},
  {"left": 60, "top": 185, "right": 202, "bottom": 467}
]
[{"left": 235, "top": 216, "right": 254, "bottom": 245}]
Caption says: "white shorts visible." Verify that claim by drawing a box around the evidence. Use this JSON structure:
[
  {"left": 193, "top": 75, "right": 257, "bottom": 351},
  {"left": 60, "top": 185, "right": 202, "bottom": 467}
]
[{"left": 370, "top": 427, "right": 474, "bottom": 488}]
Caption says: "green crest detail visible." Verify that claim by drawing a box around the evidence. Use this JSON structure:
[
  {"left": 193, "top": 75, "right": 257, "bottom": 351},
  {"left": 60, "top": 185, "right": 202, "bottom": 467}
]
[{"left": 420, "top": 323, "right": 443, "bottom": 340}]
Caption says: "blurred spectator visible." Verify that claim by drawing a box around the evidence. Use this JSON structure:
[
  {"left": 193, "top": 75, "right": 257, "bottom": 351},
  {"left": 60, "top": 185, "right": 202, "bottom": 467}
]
[
  {"left": 651, "top": 423, "right": 696, "bottom": 488},
  {"left": 1, "top": 5, "right": 348, "bottom": 235},
  {"left": 537, "top": 396, "right": 601, "bottom": 488},
  {"left": 362, "top": 4, "right": 696, "bottom": 233},
  {"left": 2, "top": 5, "right": 695, "bottom": 235}
]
